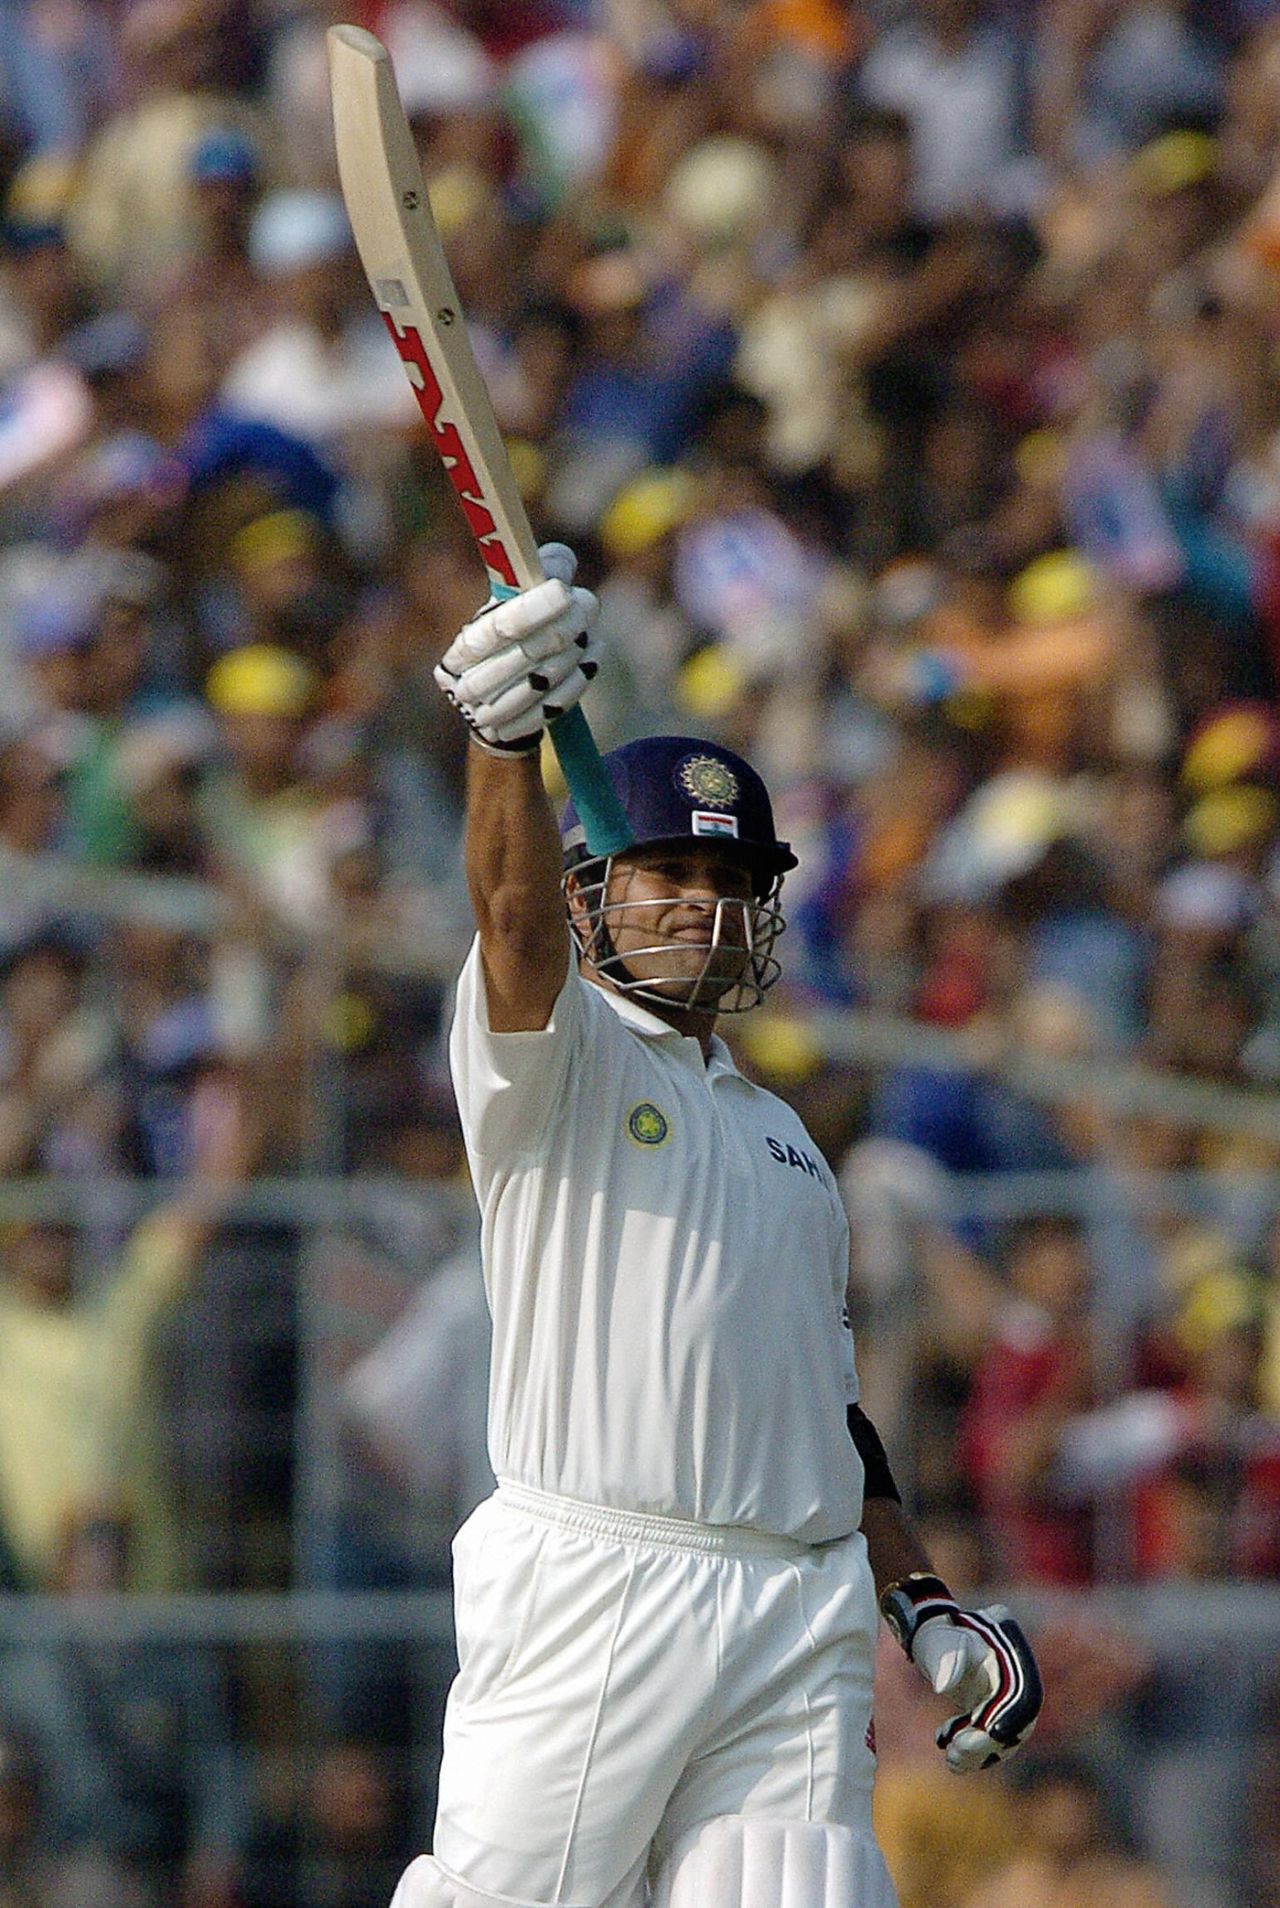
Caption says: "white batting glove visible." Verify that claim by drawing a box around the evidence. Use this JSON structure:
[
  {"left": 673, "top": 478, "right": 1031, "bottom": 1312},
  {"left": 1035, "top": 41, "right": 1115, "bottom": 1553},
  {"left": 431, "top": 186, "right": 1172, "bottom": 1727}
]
[
  {"left": 434, "top": 542, "right": 602, "bottom": 754},
  {"left": 880, "top": 1574, "right": 1043, "bottom": 1773}
]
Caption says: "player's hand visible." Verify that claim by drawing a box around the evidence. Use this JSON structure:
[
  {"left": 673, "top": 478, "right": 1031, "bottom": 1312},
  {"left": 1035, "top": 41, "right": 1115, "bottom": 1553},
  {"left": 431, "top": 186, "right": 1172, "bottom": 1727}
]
[
  {"left": 434, "top": 542, "right": 601, "bottom": 753},
  {"left": 881, "top": 1575, "right": 1043, "bottom": 1773}
]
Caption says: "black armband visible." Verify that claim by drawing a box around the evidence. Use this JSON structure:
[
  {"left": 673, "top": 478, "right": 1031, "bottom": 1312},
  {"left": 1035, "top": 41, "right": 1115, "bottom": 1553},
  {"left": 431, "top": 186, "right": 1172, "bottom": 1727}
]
[{"left": 846, "top": 1403, "right": 902, "bottom": 1504}]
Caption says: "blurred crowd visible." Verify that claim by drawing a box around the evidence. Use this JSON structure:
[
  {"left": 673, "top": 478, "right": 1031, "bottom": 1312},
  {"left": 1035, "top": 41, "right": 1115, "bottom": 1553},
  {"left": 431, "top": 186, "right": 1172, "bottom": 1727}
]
[{"left": 0, "top": 0, "right": 1277, "bottom": 1904}]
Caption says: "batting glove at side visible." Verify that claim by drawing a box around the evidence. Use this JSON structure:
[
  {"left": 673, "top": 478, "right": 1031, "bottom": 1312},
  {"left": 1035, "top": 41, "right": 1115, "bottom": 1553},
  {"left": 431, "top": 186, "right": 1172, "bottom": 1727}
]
[
  {"left": 434, "top": 542, "right": 602, "bottom": 753},
  {"left": 880, "top": 1573, "right": 1043, "bottom": 1773}
]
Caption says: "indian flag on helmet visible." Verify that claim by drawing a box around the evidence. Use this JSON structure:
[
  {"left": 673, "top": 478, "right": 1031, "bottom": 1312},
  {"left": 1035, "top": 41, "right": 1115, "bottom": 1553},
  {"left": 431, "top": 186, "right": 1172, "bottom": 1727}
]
[{"left": 691, "top": 810, "right": 739, "bottom": 839}]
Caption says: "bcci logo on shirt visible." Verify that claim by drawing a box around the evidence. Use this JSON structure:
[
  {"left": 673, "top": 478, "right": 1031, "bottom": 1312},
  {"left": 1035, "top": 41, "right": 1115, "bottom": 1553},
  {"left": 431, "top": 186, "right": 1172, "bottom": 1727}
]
[{"left": 627, "top": 1102, "right": 670, "bottom": 1147}]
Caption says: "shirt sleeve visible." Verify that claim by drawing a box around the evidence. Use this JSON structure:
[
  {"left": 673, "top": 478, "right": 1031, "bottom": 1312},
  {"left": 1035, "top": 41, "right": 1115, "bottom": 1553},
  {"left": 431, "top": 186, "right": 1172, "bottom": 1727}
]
[
  {"left": 449, "top": 935, "right": 586, "bottom": 1165},
  {"left": 830, "top": 1195, "right": 858, "bottom": 1404},
  {"left": 840, "top": 1299, "right": 860, "bottom": 1407}
]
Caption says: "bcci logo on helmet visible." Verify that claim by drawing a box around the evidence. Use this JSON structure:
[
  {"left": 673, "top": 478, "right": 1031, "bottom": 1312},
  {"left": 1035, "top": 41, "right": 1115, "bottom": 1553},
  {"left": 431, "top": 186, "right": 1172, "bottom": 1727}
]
[
  {"left": 676, "top": 754, "right": 739, "bottom": 809},
  {"left": 627, "top": 1102, "right": 670, "bottom": 1146}
]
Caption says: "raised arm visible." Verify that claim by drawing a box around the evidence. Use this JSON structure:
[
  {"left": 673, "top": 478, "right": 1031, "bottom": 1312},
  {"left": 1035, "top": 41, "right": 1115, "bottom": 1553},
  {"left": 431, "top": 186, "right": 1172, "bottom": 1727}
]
[
  {"left": 434, "top": 544, "right": 602, "bottom": 1032},
  {"left": 464, "top": 746, "right": 571, "bottom": 1031}
]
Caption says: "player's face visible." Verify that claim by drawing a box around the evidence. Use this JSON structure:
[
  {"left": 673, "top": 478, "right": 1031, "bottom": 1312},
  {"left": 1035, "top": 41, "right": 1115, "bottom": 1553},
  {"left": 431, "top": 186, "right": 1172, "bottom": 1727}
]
[{"left": 603, "top": 847, "right": 756, "bottom": 1005}]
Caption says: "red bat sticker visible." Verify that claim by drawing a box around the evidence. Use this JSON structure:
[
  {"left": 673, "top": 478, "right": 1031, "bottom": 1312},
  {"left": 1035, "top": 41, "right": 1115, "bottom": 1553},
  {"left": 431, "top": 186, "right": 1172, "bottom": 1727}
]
[{"left": 383, "top": 312, "right": 520, "bottom": 590}]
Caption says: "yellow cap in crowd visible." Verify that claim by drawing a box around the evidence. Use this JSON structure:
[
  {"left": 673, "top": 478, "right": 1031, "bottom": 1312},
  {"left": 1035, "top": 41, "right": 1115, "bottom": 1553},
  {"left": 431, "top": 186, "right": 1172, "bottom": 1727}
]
[{"left": 205, "top": 644, "right": 320, "bottom": 718}]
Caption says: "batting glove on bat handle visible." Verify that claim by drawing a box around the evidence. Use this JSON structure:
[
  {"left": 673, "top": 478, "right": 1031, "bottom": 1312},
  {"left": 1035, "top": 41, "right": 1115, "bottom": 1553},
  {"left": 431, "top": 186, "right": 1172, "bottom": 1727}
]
[
  {"left": 880, "top": 1573, "right": 1043, "bottom": 1773},
  {"left": 434, "top": 542, "right": 601, "bottom": 755}
]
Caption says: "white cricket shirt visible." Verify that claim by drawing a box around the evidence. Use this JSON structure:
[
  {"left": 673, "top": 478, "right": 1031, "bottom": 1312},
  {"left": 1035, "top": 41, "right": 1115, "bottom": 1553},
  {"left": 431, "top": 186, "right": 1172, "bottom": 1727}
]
[{"left": 450, "top": 939, "right": 865, "bottom": 1544}]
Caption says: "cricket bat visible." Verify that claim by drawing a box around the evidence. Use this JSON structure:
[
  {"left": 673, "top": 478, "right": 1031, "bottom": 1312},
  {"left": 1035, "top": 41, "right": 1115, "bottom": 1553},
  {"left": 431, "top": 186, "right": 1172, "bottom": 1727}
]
[{"left": 327, "top": 23, "right": 631, "bottom": 856}]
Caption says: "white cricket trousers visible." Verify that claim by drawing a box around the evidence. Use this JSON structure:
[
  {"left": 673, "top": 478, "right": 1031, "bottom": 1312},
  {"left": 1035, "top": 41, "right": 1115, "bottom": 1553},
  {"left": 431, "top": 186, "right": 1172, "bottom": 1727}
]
[{"left": 420, "top": 1482, "right": 895, "bottom": 1908}]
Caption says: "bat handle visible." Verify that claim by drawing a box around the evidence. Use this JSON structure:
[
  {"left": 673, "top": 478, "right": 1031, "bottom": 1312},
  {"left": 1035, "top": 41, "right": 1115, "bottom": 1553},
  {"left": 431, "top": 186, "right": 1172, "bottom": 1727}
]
[
  {"left": 488, "top": 579, "right": 633, "bottom": 857},
  {"left": 547, "top": 706, "right": 632, "bottom": 857}
]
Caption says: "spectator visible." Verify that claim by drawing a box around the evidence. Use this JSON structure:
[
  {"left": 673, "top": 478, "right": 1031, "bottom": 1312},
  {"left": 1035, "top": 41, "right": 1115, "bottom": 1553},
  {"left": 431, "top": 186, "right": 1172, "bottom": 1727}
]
[
  {"left": 857, "top": 1, "right": 1032, "bottom": 221},
  {"left": 145, "top": 125, "right": 274, "bottom": 406},
  {"left": 1046, "top": 3, "right": 1227, "bottom": 167},
  {"left": 1058, "top": 1246, "right": 1280, "bottom": 1579},
  {"left": 1124, "top": 1585, "right": 1272, "bottom": 1908},
  {"left": 16, "top": 559, "right": 205, "bottom": 870},
  {"left": 0, "top": 1, "right": 117, "bottom": 162},
  {"left": 0, "top": 164, "right": 95, "bottom": 359},
  {"left": 219, "top": 506, "right": 354, "bottom": 662},
  {"left": 0, "top": 1515, "right": 249, "bottom": 1908},
  {"left": 111, "top": 920, "right": 244, "bottom": 1179},
  {"left": 65, "top": 0, "right": 268, "bottom": 299},
  {"left": 958, "top": 1214, "right": 1097, "bottom": 1583},
  {"left": 0, "top": 934, "right": 111, "bottom": 1180},
  {"left": 0, "top": 1068, "right": 250, "bottom": 1591},
  {"left": 543, "top": 233, "right": 738, "bottom": 531},
  {"left": 242, "top": 1738, "right": 412, "bottom": 1908},
  {"left": 220, "top": 189, "right": 417, "bottom": 449},
  {"left": 195, "top": 642, "right": 336, "bottom": 929},
  {"left": 959, "top": 1750, "right": 1178, "bottom": 1908}
]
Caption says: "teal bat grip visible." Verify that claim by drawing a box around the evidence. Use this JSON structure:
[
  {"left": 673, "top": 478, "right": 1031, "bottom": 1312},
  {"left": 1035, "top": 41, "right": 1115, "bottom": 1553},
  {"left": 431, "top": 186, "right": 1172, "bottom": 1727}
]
[
  {"left": 548, "top": 705, "right": 633, "bottom": 856},
  {"left": 487, "top": 579, "right": 632, "bottom": 857}
]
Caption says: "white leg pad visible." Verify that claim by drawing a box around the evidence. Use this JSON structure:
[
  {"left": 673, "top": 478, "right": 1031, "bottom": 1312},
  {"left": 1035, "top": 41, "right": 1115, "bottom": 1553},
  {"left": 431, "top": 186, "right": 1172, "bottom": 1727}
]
[{"left": 650, "top": 1816, "right": 899, "bottom": 1908}]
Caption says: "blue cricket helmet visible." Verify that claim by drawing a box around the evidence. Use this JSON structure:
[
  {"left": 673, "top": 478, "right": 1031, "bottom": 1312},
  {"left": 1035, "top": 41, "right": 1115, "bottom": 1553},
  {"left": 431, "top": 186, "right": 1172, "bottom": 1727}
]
[{"left": 560, "top": 735, "right": 797, "bottom": 888}]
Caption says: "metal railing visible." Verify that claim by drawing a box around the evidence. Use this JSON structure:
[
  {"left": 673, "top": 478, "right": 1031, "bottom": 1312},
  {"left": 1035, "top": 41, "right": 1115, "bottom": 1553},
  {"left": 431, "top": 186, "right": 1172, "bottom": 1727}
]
[
  {"left": 4, "top": 843, "right": 1278, "bottom": 1144},
  {"left": 0, "top": 1585, "right": 1274, "bottom": 1905}
]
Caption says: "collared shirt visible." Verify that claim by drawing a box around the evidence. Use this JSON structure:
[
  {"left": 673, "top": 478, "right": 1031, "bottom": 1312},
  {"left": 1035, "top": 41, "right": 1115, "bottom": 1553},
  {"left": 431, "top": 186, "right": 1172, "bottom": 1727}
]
[
  {"left": 0, "top": 1213, "right": 197, "bottom": 1589},
  {"left": 450, "top": 939, "right": 864, "bottom": 1543}
]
